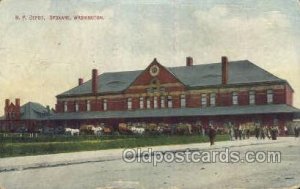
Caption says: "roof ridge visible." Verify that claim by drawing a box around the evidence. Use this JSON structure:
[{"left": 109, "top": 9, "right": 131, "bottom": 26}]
[{"left": 168, "top": 60, "right": 249, "bottom": 69}]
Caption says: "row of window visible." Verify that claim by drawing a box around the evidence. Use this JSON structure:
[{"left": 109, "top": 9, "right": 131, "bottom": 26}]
[
  {"left": 63, "top": 90, "right": 274, "bottom": 112},
  {"left": 64, "top": 100, "right": 108, "bottom": 112},
  {"left": 232, "top": 90, "right": 273, "bottom": 105},
  {"left": 6, "top": 112, "right": 17, "bottom": 119}
]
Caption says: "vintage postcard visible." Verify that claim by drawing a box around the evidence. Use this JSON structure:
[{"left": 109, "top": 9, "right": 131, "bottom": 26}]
[{"left": 0, "top": 0, "right": 300, "bottom": 189}]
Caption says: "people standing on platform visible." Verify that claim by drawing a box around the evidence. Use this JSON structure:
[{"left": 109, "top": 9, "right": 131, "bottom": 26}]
[
  {"left": 255, "top": 126, "right": 260, "bottom": 139},
  {"left": 266, "top": 127, "right": 271, "bottom": 139},
  {"left": 238, "top": 125, "right": 242, "bottom": 140},
  {"left": 241, "top": 125, "right": 246, "bottom": 140},
  {"left": 234, "top": 126, "right": 239, "bottom": 140},
  {"left": 246, "top": 126, "right": 250, "bottom": 139},
  {"left": 270, "top": 126, "right": 278, "bottom": 140},
  {"left": 261, "top": 126, "right": 266, "bottom": 140},
  {"left": 284, "top": 126, "right": 288, "bottom": 135},
  {"left": 201, "top": 125, "right": 206, "bottom": 137},
  {"left": 294, "top": 126, "right": 299, "bottom": 139},
  {"left": 229, "top": 126, "right": 234, "bottom": 141},
  {"left": 208, "top": 125, "right": 217, "bottom": 146}
]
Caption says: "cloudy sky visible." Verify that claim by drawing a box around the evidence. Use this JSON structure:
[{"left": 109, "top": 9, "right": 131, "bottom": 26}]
[{"left": 0, "top": 0, "right": 300, "bottom": 114}]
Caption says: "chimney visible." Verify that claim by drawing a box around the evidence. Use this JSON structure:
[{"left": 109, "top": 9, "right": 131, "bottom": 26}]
[
  {"left": 186, "top": 57, "right": 193, "bottom": 66},
  {"left": 15, "top": 98, "right": 20, "bottom": 107},
  {"left": 92, "top": 69, "right": 98, "bottom": 95},
  {"left": 5, "top": 99, "right": 10, "bottom": 108},
  {"left": 46, "top": 105, "right": 50, "bottom": 114},
  {"left": 78, "top": 78, "right": 83, "bottom": 86},
  {"left": 221, "top": 56, "right": 229, "bottom": 85}
]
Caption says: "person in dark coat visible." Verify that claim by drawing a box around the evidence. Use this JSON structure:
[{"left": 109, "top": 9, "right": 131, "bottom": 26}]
[
  {"left": 271, "top": 126, "right": 278, "bottom": 140},
  {"left": 208, "top": 126, "right": 217, "bottom": 146},
  {"left": 255, "top": 126, "right": 260, "bottom": 139},
  {"left": 295, "top": 126, "right": 299, "bottom": 139},
  {"left": 234, "top": 126, "right": 239, "bottom": 140}
]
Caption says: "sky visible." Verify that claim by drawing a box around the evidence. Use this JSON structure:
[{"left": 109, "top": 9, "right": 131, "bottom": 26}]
[{"left": 0, "top": 0, "right": 300, "bottom": 114}]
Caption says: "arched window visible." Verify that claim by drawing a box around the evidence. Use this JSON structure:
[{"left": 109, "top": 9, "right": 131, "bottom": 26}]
[
  {"left": 103, "top": 99, "right": 107, "bottom": 111},
  {"left": 139, "top": 97, "right": 144, "bottom": 109},
  {"left": 210, "top": 93, "right": 216, "bottom": 106},
  {"left": 154, "top": 96, "right": 158, "bottom": 109},
  {"left": 180, "top": 94, "right": 186, "bottom": 108},
  {"left": 160, "top": 96, "right": 165, "bottom": 108},
  {"left": 167, "top": 96, "right": 173, "bottom": 108},
  {"left": 267, "top": 89, "right": 273, "bottom": 104},
  {"left": 201, "top": 94, "right": 207, "bottom": 107},
  {"left": 64, "top": 101, "right": 68, "bottom": 112},
  {"left": 232, "top": 92, "right": 238, "bottom": 105},
  {"left": 127, "top": 98, "right": 132, "bottom": 110},
  {"left": 75, "top": 102, "right": 79, "bottom": 112},
  {"left": 249, "top": 91, "right": 255, "bottom": 105},
  {"left": 86, "top": 100, "right": 91, "bottom": 111},
  {"left": 146, "top": 97, "right": 151, "bottom": 109}
]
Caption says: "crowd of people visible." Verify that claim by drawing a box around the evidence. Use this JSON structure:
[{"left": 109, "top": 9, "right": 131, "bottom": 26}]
[{"left": 207, "top": 124, "right": 283, "bottom": 146}]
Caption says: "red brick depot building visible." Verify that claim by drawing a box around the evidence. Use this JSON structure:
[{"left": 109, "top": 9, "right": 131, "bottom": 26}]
[{"left": 49, "top": 56, "right": 300, "bottom": 134}]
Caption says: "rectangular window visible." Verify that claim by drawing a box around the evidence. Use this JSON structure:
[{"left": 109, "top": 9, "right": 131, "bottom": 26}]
[
  {"left": 167, "top": 96, "right": 173, "bottom": 108},
  {"left": 146, "top": 97, "right": 151, "bottom": 109},
  {"left": 249, "top": 91, "right": 255, "bottom": 105},
  {"left": 64, "top": 101, "right": 68, "bottom": 112},
  {"left": 210, "top": 93, "right": 216, "bottom": 106},
  {"left": 86, "top": 100, "right": 91, "bottom": 111},
  {"left": 103, "top": 99, "right": 107, "bottom": 111},
  {"left": 75, "top": 102, "right": 79, "bottom": 112},
  {"left": 267, "top": 89, "right": 273, "bottom": 104},
  {"left": 139, "top": 97, "right": 144, "bottom": 109},
  {"left": 160, "top": 96, "right": 165, "bottom": 108},
  {"left": 127, "top": 98, "right": 132, "bottom": 110},
  {"left": 232, "top": 92, "right": 238, "bottom": 105},
  {"left": 154, "top": 96, "right": 158, "bottom": 109},
  {"left": 201, "top": 94, "right": 207, "bottom": 107},
  {"left": 180, "top": 94, "right": 186, "bottom": 108}
]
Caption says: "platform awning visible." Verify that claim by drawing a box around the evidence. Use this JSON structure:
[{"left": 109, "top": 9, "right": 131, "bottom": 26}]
[{"left": 44, "top": 104, "right": 300, "bottom": 121}]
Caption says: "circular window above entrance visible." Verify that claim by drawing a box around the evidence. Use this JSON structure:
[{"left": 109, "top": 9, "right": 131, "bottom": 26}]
[{"left": 149, "top": 65, "right": 160, "bottom": 76}]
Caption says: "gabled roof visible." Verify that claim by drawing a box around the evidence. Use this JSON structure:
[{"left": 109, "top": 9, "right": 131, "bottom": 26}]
[
  {"left": 20, "top": 102, "right": 53, "bottom": 120},
  {"left": 45, "top": 104, "right": 300, "bottom": 120},
  {"left": 57, "top": 60, "right": 286, "bottom": 97}
]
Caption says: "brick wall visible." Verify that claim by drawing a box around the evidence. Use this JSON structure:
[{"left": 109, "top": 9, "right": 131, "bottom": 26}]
[
  {"left": 285, "top": 84, "right": 293, "bottom": 105},
  {"left": 56, "top": 84, "right": 292, "bottom": 113}
]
